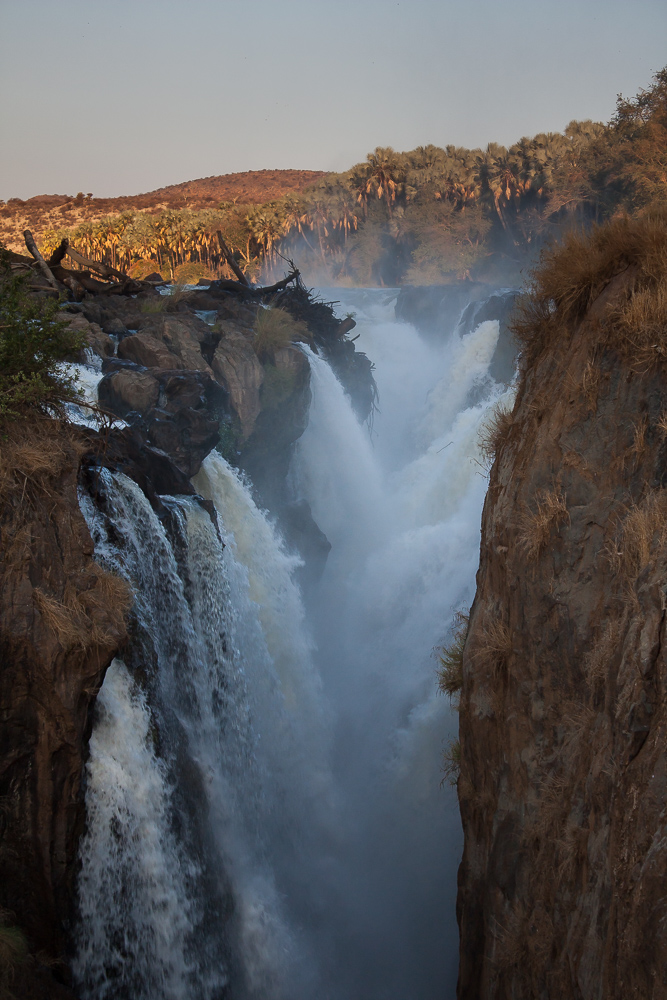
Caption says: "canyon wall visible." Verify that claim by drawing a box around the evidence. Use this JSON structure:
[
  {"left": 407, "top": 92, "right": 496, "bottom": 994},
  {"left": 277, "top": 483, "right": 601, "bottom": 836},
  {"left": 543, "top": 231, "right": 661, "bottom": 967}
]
[
  {"left": 457, "top": 218, "right": 667, "bottom": 998},
  {"left": 0, "top": 420, "right": 128, "bottom": 997}
]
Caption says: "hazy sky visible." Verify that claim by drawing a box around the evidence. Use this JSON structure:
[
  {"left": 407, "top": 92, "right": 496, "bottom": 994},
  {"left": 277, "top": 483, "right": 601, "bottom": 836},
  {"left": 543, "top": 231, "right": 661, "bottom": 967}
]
[{"left": 1, "top": 0, "right": 665, "bottom": 200}]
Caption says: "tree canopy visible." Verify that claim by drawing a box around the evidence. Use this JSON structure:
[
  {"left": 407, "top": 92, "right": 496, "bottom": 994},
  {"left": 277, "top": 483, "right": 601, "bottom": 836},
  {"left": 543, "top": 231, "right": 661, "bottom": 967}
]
[{"left": 10, "top": 67, "right": 665, "bottom": 288}]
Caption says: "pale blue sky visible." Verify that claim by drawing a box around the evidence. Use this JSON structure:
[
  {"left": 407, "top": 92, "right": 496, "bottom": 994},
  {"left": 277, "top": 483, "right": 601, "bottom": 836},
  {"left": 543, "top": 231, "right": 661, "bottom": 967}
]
[{"left": 1, "top": 0, "right": 665, "bottom": 200}]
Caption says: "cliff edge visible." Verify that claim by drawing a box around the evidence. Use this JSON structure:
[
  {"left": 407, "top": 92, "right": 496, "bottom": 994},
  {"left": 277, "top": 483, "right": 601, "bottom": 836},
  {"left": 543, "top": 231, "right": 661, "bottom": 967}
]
[
  {"left": 0, "top": 419, "right": 129, "bottom": 997},
  {"left": 457, "top": 216, "right": 667, "bottom": 998}
]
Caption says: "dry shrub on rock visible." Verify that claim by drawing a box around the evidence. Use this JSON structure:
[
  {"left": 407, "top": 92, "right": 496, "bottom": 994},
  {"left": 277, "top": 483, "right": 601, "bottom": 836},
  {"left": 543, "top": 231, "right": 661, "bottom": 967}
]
[
  {"left": 517, "top": 487, "right": 569, "bottom": 561},
  {"left": 513, "top": 213, "right": 667, "bottom": 369},
  {"left": 479, "top": 399, "right": 514, "bottom": 464}
]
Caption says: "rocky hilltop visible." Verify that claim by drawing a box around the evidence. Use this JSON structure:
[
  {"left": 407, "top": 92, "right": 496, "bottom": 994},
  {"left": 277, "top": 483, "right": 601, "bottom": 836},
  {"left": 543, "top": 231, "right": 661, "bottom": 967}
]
[{"left": 457, "top": 216, "right": 667, "bottom": 998}]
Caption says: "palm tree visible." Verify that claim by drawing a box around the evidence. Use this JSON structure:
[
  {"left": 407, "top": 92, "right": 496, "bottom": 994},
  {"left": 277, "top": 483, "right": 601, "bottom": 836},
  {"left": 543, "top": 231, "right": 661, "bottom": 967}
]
[{"left": 364, "top": 146, "right": 405, "bottom": 217}]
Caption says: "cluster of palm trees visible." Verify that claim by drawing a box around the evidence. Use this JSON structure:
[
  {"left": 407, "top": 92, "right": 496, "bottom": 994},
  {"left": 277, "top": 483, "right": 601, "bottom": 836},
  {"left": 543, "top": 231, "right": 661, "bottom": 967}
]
[{"left": 39, "top": 120, "right": 607, "bottom": 284}]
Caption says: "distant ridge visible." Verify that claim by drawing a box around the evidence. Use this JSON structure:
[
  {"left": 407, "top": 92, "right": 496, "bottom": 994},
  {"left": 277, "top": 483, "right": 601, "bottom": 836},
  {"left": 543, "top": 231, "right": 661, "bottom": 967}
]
[
  {"left": 0, "top": 169, "right": 327, "bottom": 251},
  {"left": 129, "top": 169, "right": 327, "bottom": 208},
  {"left": 3, "top": 170, "right": 326, "bottom": 211}
]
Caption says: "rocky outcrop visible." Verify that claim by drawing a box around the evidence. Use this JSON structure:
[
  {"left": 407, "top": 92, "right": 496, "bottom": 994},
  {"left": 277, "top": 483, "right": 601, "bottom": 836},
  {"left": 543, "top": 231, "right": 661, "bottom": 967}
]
[
  {"left": 211, "top": 331, "right": 265, "bottom": 441},
  {"left": 0, "top": 419, "right": 129, "bottom": 996},
  {"left": 397, "top": 282, "right": 520, "bottom": 385},
  {"left": 457, "top": 219, "right": 667, "bottom": 999},
  {"left": 240, "top": 344, "right": 311, "bottom": 504},
  {"left": 98, "top": 365, "right": 225, "bottom": 478}
]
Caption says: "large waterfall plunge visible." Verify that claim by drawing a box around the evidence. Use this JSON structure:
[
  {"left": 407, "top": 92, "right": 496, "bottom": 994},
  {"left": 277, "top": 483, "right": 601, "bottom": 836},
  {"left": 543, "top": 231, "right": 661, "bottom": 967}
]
[{"left": 73, "top": 288, "right": 514, "bottom": 1000}]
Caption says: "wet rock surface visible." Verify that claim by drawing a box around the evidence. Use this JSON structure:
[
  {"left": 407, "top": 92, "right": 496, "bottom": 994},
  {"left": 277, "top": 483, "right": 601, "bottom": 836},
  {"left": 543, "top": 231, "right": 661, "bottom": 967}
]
[{"left": 78, "top": 280, "right": 376, "bottom": 491}]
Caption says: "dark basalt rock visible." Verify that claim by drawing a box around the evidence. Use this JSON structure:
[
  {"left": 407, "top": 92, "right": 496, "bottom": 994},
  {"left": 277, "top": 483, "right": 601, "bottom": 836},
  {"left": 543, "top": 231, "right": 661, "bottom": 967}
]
[
  {"left": 81, "top": 425, "right": 219, "bottom": 530},
  {"left": 276, "top": 499, "right": 331, "bottom": 590},
  {"left": 98, "top": 367, "right": 228, "bottom": 479}
]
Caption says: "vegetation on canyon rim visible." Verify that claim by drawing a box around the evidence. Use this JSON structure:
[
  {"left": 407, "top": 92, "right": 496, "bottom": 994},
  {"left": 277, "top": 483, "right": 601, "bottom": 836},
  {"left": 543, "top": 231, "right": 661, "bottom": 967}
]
[
  {"left": 0, "top": 272, "right": 84, "bottom": 420},
  {"left": 2, "top": 68, "right": 665, "bottom": 287}
]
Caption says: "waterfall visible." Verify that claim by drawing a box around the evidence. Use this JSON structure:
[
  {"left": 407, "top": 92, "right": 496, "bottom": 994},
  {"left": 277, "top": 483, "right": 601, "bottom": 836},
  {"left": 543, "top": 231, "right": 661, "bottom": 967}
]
[
  {"left": 74, "top": 286, "right": 515, "bottom": 1000},
  {"left": 74, "top": 657, "right": 201, "bottom": 1000},
  {"left": 289, "top": 290, "right": 515, "bottom": 999},
  {"left": 76, "top": 470, "right": 323, "bottom": 1000}
]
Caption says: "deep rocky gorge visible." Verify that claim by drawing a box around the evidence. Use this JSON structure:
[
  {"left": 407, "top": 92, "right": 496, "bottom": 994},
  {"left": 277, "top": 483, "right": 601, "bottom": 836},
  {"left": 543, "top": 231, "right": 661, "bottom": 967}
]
[
  {"left": 457, "top": 219, "right": 667, "bottom": 998},
  {"left": 3, "top": 223, "right": 667, "bottom": 999}
]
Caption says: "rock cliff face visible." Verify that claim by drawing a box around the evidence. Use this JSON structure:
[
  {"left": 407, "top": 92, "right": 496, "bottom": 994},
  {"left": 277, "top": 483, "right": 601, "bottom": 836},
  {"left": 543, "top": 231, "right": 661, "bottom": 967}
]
[
  {"left": 0, "top": 420, "right": 128, "bottom": 996},
  {"left": 457, "top": 219, "right": 667, "bottom": 998}
]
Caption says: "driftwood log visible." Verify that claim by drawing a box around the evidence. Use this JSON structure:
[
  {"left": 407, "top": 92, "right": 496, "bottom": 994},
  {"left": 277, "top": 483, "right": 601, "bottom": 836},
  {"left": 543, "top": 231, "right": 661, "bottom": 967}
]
[
  {"left": 216, "top": 231, "right": 249, "bottom": 286},
  {"left": 23, "top": 230, "right": 60, "bottom": 291},
  {"left": 211, "top": 269, "right": 301, "bottom": 297},
  {"left": 9, "top": 232, "right": 297, "bottom": 301},
  {"left": 10, "top": 234, "right": 163, "bottom": 298}
]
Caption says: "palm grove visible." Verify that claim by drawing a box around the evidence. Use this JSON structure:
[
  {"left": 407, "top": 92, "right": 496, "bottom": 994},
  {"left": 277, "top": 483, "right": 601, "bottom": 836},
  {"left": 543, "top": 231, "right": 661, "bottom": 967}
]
[{"left": 32, "top": 69, "right": 667, "bottom": 287}]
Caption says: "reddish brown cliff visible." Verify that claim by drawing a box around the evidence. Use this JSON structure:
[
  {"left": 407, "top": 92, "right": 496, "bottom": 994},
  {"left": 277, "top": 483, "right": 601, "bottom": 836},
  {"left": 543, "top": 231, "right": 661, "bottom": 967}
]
[
  {"left": 0, "top": 419, "right": 128, "bottom": 996},
  {"left": 457, "top": 217, "right": 667, "bottom": 998}
]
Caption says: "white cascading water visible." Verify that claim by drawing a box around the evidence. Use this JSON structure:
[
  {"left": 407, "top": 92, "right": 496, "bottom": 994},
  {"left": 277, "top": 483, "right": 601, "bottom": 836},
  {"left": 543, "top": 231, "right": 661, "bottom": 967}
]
[
  {"left": 74, "top": 287, "right": 515, "bottom": 1000},
  {"left": 287, "top": 291, "right": 514, "bottom": 999}
]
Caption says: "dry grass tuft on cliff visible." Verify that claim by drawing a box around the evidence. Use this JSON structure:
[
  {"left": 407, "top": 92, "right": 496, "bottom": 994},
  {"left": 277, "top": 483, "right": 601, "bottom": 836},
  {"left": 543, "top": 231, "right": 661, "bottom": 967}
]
[
  {"left": 479, "top": 399, "right": 514, "bottom": 464},
  {"left": 471, "top": 614, "right": 512, "bottom": 673},
  {"left": 517, "top": 487, "right": 569, "bottom": 561},
  {"left": 614, "top": 488, "right": 667, "bottom": 579},
  {"left": 513, "top": 212, "right": 667, "bottom": 369},
  {"left": 34, "top": 571, "right": 131, "bottom": 651},
  {"left": 585, "top": 617, "right": 626, "bottom": 687},
  {"left": 0, "top": 419, "right": 85, "bottom": 509},
  {"left": 253, "top": 306, "right": 311, "bottom": 359},
  {"left": 437, "top": 610, "right": 469, "bottom": 703}
]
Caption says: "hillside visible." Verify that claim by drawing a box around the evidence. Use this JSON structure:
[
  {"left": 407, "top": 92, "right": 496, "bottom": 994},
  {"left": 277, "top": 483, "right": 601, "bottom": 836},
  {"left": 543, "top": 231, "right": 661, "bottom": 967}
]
[{"left": 0, "top": 169, "right": 325, "bottom": 253}]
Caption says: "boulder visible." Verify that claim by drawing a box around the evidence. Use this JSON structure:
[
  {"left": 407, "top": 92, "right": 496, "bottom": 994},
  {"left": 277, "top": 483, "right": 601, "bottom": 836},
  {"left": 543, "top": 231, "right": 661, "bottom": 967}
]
[
  {"left": 117, "top": 331, "right": 184, "bottom": 370},
  {"left": 98, "top": 370, "right": 160, "bottom": 417},
  {"left": 64, "top": 312, "right": 114, "bottom": 360},
  {"left": 211, "top": 333, "right": 264, "bottom": 441},
  {"left": 101, "top": 315, "right": 129, "bottom": 338},
  {"left": 97, "top": 367, "right": 226, "bottom": 478},
  {"left": 132, "top": 315, "right": 215, "bottom": 373},
  {"left": 147, "top": 406, "right": 220, "bottom": 477},
  {"left": 239, "top": 345, "right": 311, "bottom": 506}
]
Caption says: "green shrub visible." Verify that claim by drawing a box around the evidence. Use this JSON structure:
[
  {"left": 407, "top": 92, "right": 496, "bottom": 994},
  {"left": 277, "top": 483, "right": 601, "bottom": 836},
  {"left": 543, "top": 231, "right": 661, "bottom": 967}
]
[
  {"left": 253, "top": 306, "right": 310, "bottom": 358},
  {"left": 437, "top": 610, "right": 469, "bottom": 705},
  {"left": 0, "top": 276, "right": 84, "bottom": 420},
  {"left": 441, "top": 739, "right": 461, "bottom": 786}
]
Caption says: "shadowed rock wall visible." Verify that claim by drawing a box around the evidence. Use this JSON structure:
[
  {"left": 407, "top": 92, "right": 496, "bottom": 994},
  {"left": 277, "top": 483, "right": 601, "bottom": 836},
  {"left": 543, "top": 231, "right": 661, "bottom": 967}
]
[{"left": 457, "top": 236, "right": 667, "bottom": 998}]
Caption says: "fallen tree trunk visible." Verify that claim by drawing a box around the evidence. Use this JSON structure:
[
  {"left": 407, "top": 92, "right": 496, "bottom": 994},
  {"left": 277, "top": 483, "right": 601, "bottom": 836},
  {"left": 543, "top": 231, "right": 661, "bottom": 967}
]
[
  {"left": 211, "top": 269, "right": 300, "bottom": 297},
  {"left": 64, "top": 242, "right": 130, "bottom": 282},
  {"left": 216, "top": 232, "right": 249, "bottom": 286},
  {"left": 23, "top": 230, "right": 60, "bottom": 291}
]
